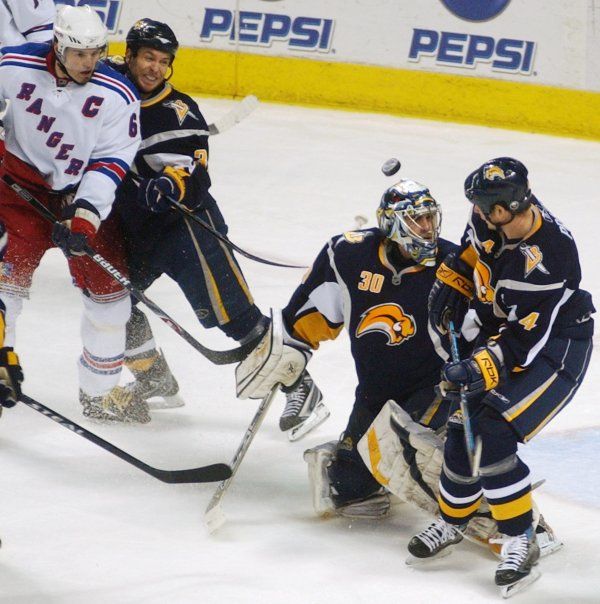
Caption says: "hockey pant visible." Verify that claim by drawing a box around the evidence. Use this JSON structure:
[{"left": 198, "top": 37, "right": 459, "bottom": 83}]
[
  {"left": 121, "top": 201, "right": 264, "bottom": 345},
  {"left": 0, "top": 158, "right": 131, "bottom": 396},
  {"left": 439, "top": 334, "right": 593, "bottom": 536}
]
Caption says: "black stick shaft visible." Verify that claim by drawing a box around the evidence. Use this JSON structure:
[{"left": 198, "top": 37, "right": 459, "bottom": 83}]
[{"left": 20, "top": 394, "right": 232, "bottom": 484}]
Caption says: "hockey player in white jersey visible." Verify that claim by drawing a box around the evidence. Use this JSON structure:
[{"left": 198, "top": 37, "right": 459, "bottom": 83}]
[
  {"left": 0, "top": 6, "right": 146, "bottom": 422},
  {"left": 0, "top": 0, "right": 54, "bottom": 46}
]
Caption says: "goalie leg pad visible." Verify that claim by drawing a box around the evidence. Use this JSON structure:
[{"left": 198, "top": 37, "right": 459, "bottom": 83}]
[
  {"left": 236, "top": 309, "right": 309, "bottom": 399},
  {"left": 357, "top": 400, "right": 444, "bottom": 517},
  {"left": 304, "top": 441, "right": 338, "bottom": 517}
]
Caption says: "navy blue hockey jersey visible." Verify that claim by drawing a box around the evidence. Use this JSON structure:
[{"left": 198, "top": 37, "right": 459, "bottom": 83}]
[
  {"left": 283, "top": 228, "right": 458, "bottom": 406},
  {"left": 459, "top": 198, "right": 594, "bottom": 370}
]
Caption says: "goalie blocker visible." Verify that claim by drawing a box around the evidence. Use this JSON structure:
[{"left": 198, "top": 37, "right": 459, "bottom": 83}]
[{"left": 236, "top": 310, "right": 311, "bottom": 399}]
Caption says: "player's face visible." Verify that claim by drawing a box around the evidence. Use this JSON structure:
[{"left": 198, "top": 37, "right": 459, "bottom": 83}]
[
  {"left": 61, "top": 47, "right": 105, "bottom": 84},
  {"left": 411, "top": 213, "right": 435, "bottom": 240},
  {"left": 126, "top": 47, "right": 172, "bottom": 96}
]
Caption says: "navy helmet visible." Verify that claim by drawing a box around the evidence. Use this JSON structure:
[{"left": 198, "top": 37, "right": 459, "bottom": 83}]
[
  {"left": 464, "top": 157, "right": 531, "bottom": 216},
  {"left": 126, "top": 18, "right": 179, "bottom": 61}
]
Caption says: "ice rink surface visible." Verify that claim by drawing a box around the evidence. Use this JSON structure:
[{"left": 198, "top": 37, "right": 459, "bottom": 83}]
[{"left": 1, "top": 97, "right": 599, "bottom": 603}]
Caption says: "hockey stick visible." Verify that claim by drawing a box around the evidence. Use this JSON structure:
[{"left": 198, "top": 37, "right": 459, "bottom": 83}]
[
  {"left": 126, "top": 172, "right": 305, "bottom": 269},
  {"left": 448, "top": 321, "right": 482, "bottom": 476},
  {"left": 171, "top": 199, "right": 306, "bottom": 269},
  {"left": 20, "top": 394, "right": 232, "bottom": 483},
  {"left": 2, "top": 175, "right": 255, "bottom": 365},
  {"left": 208, "top": 95, "right": 259, "bottom": 136},
  {"left": 204, "top": 385, "right": 279, "bottom": 533}
]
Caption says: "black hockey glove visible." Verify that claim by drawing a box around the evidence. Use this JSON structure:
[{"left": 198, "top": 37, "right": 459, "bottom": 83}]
[
  {"left": 138, "top": 164, "right": 212, "bottom": 214},
  {"left": 0, "top": 346, "right": 23, "bottom": 408},
  {"left": 52, "top": 199, "right": 100, "bottom": 257},
  {"left": 428, "top": 252, "right": 474, "bottom": 334},
  {"left": 439, "top": 341, "right": 505, "bottom": 400}
]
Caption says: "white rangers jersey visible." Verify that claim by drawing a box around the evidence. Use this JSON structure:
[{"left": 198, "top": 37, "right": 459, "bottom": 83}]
[
  {"left": 0, "top": 0, "right": 54, "bottom": 46},
  {"left": 0, "top": 42, "right": 140, "bottom": 218}
]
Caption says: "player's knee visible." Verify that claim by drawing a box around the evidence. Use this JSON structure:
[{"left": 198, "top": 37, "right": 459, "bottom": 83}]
[
  {"left": 476, "top": 404, "right": 518, "bottom": 469},
  {"left": 82, "top": 294, "right": 131, "bottom": 332}
]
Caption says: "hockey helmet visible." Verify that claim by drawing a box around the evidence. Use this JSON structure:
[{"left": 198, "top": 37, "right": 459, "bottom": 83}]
[
  {"left": 53, "top": 6, "right": 108, "bottom": 63},
  {"left": 376, "top": 179, "right": 441, "bottom": 266},
  {"left": 464, "top": 157, "right": 531, "bottom": 216},
  {"left": 126, "top": 18, "right": 179, "bottom": 60}
]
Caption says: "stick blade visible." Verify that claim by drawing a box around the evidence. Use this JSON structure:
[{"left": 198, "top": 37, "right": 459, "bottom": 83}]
[
  {"left": 209, "top": 95, "right": 260, "bottom": 135},
  {"left": 205, "top": 503, "right": 227, "bottom": 534}
]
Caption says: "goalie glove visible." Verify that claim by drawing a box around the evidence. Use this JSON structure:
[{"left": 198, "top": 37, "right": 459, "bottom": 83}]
[
  {"left": 429, "top": 252, "right": 474, "bottom": 334},
  {"left": 137, "top": 164, "right": 212, "bottom": 213},
  {"left": 440, "top": 340, "right": 505, "bottom": 400},
  {"left": 51, "top": 199, "right": 100, "bottom": 257},
  {"left": 0, "top": 346, "right": 23, "bottom": 408},
  {"left": 235, "top": 309, "right": 312, "bottom": 400}
]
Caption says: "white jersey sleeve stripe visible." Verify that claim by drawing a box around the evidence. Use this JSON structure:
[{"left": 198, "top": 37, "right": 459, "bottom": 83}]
[{"left": 496, "top": 278, "right": 565, "bottom": 292}]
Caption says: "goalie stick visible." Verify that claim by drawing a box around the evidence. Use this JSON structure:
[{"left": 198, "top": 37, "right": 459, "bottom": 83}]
[
  {"left": 20, "top": 394, "right": 232, "bottom": 484},
  {"left": 205, "top": 385, "right": 279, "bottom": 533},
  {"left": 3, "top": 175, "right": 256, "bottom": 366}
]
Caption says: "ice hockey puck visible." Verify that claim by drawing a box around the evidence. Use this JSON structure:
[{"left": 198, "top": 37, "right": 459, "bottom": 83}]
[{"left": 381, "top": 158, "right": 401, "bottom": 177}]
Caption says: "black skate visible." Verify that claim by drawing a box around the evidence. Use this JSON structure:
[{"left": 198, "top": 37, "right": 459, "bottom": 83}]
[
  {"left": 280, "top": 371, "right": 329, "bottom": 441},
  {"left": 493, "top": 528, "right": 541, "bottom": 598},
  {"left": 406, "top": 517, "right": 464, "bottom": 564}
]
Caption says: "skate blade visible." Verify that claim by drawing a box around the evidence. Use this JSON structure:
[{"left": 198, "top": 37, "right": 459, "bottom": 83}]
[
  {"left": 288, "top": 403, "right": 331, "bottom": 441},
  {"left": 405, "top": 547, "right": 453, "bottom": 566},
  {"left": 205, "top": 504, "right": 226, "bottom": 535},
  {"left": 147, "top": 394, "right": 186, "bottom": 410},
  {"left": 538, "top": 537, "right": 564, "bottom": 558},
  {"left": 500, "top": 568, "right": 541, "bottom": 598}
]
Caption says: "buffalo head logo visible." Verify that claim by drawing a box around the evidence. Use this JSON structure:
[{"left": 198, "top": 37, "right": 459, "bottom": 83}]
[{"left": 355, "top": 303, "right": 416, "bottom": 346}]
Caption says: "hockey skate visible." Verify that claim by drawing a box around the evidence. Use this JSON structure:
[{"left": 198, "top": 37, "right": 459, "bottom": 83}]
[
  {"left": 80, "top": 387, "right": 151, "bottom": 424},
  {"left": 125, "top": 350, "right": 184, "bottom": 410},
  {"left": 304, "top": 441, "right": 390, "bottom": 519},
  {"left": 280, "top": 371, "right": 330, "bottom": 441},
  {"left": 492, "top": 528, "right": 541, "bottom": 598},
  {"left": 406, "top": 517, "right": 464, "bottom": 565}
]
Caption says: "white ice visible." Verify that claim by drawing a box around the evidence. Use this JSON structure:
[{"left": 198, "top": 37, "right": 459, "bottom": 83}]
[{"left": 1, "top": 98, "right": 599, "bottom": 603}]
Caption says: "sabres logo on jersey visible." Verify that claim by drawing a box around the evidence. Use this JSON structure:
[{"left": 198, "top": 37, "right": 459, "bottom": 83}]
[
  {"left": 163, "top": 99, "right": 198, "bottom": 126},
  {"left": 343, "top": 231, "right": 365, "bottom": 244},
  {"left": 355, "top": 303, "right": 416, "bottom": 346},
  {"left": 482, "top": 239, "right": 495, "bottom": 254},
  {"left": 520, "top": 243, "right": 549, "bottom": 277},
  {"left": 474, "top": 259, "right": 495, "bottom": 304}
]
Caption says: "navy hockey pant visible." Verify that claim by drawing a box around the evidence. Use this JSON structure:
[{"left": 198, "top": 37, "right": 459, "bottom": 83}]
[
  {"left": 124, "top": 204, "right": 263, "bottom": 342},
  {"left": 439, "top": 334, "right": 593, "bottom": 535}
]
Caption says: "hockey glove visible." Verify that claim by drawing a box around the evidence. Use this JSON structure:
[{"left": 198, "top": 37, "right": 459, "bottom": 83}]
[
  {"left": 0, "top": 346, "right": 23, "bottom": 408},
  {"left": 52, "top": 199, "right": 100, "bottom": 257},
  {"left": 428, "top": 252, "right": 474, "bottom": 334},
  {"left": 440, "top": 341, "right": 505, "bottom": 400}
]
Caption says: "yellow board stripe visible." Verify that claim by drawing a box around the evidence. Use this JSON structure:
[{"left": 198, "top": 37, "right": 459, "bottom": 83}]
[
  {"left": 438, "top": 495, "right": 482, "bottom": 519},
  {"left": 367, "top": 428, "right": 390, "bottom": 486},
  {"left": 109, "top": 42, "right": 600, "bottom": 142},
  {"left": 489, "top": 491, "right": 532, "bottom": 521}
]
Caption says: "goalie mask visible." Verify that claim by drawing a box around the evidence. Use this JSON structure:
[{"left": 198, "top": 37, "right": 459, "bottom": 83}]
[{"left": 376, "top": 179, "right": 441, "bottom": 266}]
